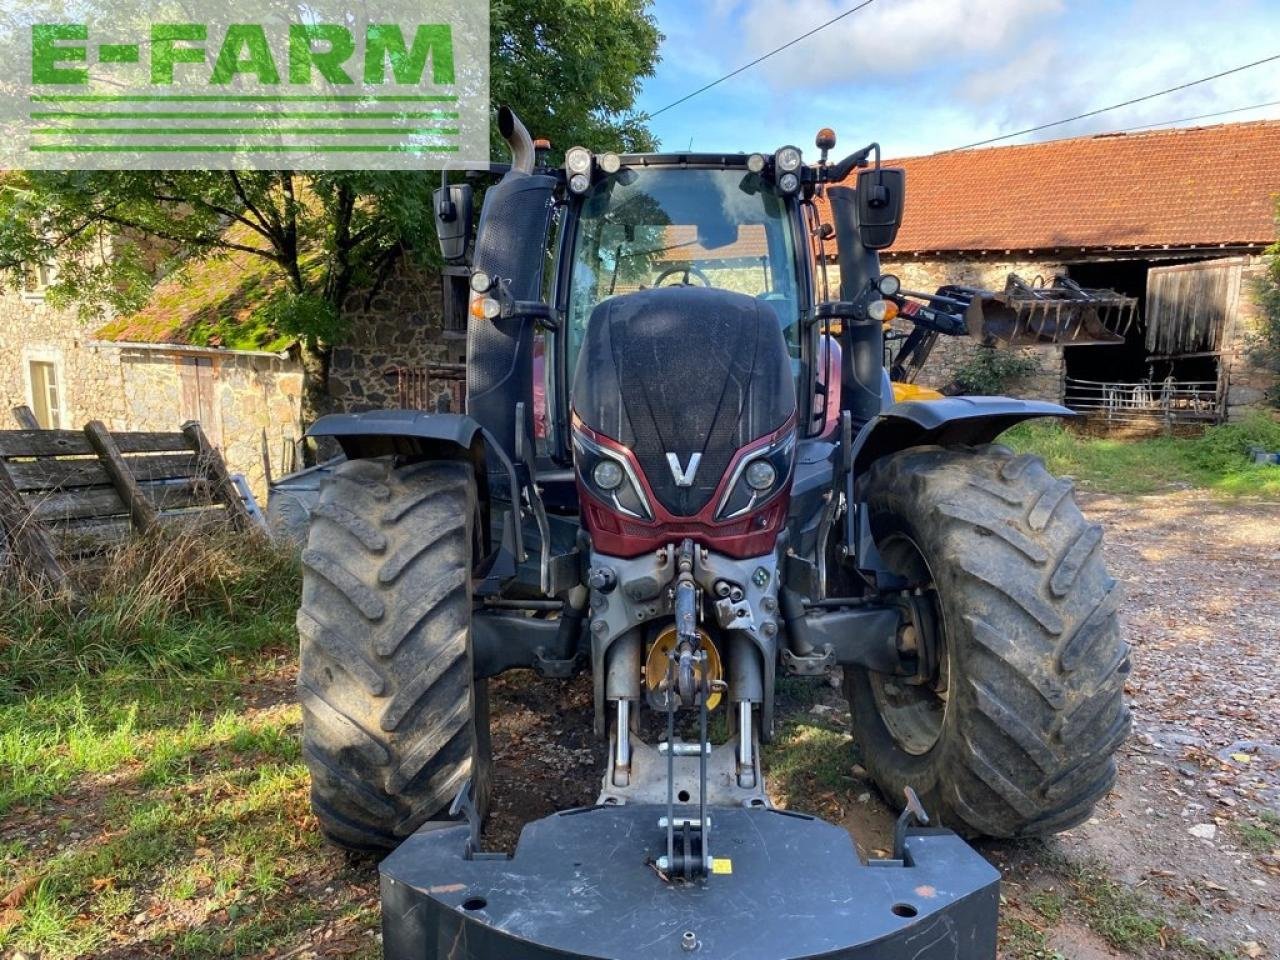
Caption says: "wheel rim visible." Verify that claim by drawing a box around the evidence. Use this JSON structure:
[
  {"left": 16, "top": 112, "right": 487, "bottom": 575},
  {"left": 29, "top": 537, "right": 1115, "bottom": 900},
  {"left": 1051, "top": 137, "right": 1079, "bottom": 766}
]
[{"left": 869, "top": 534, "right": 950, "bottom": 757}]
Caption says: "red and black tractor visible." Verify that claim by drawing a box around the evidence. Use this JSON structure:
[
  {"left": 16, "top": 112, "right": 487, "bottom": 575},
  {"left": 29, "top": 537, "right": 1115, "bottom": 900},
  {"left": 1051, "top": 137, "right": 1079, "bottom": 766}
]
[{"left": 298, "top": 107, "right": 1130, "bottom": 960}]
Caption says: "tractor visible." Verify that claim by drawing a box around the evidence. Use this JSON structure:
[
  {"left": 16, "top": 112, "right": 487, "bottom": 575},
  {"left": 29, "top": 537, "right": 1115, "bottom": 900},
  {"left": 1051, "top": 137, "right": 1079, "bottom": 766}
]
[{"left": 297, "top": 107, "right": 1130, "bottom": 960}]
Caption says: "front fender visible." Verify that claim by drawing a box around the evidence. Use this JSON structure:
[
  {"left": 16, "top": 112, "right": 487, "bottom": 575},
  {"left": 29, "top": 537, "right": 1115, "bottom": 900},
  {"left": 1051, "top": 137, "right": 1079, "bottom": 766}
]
[
  {"left": 308, "top": 409, "right": 485, "bottom": 461},
  {"left": 307, "top": 410, "right": 525, "bottom": 585},
  {"left": 850, "top": 396, "right": 1072, "bottom": 475}
]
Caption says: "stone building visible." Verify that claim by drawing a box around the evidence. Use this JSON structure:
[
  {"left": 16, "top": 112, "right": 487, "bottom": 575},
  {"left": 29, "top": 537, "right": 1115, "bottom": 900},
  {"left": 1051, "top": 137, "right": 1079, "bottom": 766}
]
[
  {"left": 0, "top": 239, "right": 457, "bottom": 501},
  {"left": 816, "top": 120, "right": 1280, "bottom": 422}
]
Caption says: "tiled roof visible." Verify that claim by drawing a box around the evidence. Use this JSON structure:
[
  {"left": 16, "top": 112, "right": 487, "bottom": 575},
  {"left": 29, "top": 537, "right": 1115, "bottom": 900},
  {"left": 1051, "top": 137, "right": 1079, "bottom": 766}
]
[
  {"left": 96, "top": 222, "right": 295, "bottom": 351},
  {"left": 814, "top": 120, "right": 1280, "bottom": 254}
]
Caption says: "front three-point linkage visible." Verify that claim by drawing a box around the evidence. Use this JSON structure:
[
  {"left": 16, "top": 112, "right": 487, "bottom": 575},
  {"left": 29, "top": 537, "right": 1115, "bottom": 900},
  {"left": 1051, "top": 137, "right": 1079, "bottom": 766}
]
[{"left": 656, "top": 540, "right": 719, "bottom": 882}]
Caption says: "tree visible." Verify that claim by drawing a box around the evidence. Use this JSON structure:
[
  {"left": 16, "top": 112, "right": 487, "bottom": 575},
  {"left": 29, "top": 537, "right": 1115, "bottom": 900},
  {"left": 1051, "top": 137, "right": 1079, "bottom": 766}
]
[
  {"left": 1249, "top": 198, "right": 1280, "bottom": 407},
  {"left": 0, "top": 0, "right": 662, "bottom": 429}
]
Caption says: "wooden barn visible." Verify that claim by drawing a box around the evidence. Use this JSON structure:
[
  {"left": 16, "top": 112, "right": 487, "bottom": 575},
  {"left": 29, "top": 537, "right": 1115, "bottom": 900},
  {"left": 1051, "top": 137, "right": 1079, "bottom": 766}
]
[{"left": 817, "top": 119, "right": 1280, "bottom": 425}]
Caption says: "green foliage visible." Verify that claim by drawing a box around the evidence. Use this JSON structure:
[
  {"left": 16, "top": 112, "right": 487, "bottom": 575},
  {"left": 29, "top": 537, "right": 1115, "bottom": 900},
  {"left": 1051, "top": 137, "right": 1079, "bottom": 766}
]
[
  {"left": 0, "top": 2, "right": 664, "bottom": 416},
  {"left": 1247, "top": 201, "right": 1280, "bottom": 406},
  {"left": 256, "top": 288, "right": 344, "bottom": 348},
  {"left": 1002, "top": 414, "right": 1280, "bottom": 498},
  {"left": 491, "top": 0, "right": 662, "bottom": 157},
  {"left": 952, "top": 345, "right": 1041, "bottom": 395}
]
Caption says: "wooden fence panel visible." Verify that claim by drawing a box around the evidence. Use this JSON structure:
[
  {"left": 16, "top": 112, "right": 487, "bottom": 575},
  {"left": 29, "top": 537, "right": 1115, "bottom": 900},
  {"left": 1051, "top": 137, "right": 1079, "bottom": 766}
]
[{"left": 0, "top": 419, "right": 256, "bottom": 595}]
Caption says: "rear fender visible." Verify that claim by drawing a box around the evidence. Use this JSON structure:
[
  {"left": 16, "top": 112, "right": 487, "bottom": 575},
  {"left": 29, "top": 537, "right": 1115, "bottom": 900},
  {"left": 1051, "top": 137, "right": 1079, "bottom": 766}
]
[{"left": 307, "top": 410, "right": 521, "bottom": 578}]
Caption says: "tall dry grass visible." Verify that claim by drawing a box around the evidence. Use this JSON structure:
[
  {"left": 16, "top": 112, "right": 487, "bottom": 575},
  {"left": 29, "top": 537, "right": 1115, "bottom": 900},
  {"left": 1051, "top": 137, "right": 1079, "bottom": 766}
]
[{"left": 0, "top": 525, "right": 299, "bottom": 701}]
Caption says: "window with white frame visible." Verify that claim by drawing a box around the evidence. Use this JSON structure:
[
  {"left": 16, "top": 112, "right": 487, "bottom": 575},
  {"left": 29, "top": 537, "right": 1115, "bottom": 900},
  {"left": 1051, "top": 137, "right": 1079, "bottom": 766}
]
[
  {"left": 24, "top": 353, "right": 64, "bottom": 427},
  {"left": 22, "top": 261, "right": 57, "bottom": 298}
]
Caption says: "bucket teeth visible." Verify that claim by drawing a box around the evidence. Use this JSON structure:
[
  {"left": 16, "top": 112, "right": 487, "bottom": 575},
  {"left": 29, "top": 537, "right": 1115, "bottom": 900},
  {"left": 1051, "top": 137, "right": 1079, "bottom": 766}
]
[{"left": 951, "top": 273, "right": 1137, "bottom": 347}]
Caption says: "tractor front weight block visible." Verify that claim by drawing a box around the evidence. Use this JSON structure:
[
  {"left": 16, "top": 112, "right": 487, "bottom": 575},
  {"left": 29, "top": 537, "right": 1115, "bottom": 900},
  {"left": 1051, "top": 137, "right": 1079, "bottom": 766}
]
[{"left": 380, "top": 803, "right": 999, "bottom": 960}]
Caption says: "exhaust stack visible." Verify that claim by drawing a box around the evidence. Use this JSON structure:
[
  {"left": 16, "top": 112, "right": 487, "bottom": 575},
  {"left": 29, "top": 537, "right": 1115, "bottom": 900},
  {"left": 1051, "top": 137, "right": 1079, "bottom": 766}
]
[{"left": 498, "top": 106, "right": 535, "bottom": 174}]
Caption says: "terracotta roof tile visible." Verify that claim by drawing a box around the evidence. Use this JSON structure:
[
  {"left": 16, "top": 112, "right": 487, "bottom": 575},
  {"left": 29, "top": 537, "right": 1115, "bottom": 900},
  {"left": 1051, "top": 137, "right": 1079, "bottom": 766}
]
[{"left": 814, "top": 120, "right": 1280, "bottom": 253}]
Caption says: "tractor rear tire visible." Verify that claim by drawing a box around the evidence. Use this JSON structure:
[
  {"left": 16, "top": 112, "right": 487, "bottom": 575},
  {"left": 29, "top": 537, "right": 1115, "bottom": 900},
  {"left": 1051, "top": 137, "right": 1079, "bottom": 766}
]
[
  {"left": 297, "top": 457, "right": 491, "bottom": 851},
  {"left": 845, "top": 445, "right": 1130, "bottom": 839}
]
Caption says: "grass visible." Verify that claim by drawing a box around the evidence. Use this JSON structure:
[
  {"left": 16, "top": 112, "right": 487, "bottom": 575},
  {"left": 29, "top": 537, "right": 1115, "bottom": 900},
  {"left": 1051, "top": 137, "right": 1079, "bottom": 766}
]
[
  {"left": 1234, "top": 809, "right": 1280, "bottom": 854},
  {"left": 1025, "top": 850, "right": 1235, "bottom": 960},
  {"left": 0, "top": 533, "right": 382, "bottom": 959},
  {"left": 1002, "top": 413, "right": 1280, "bottom": 498}
]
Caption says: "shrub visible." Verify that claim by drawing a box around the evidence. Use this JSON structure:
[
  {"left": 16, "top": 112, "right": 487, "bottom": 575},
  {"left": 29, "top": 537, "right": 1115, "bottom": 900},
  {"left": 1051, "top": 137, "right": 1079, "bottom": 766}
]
[{"left": 951, "top": 345, "right": 1042, "bottom": 395}]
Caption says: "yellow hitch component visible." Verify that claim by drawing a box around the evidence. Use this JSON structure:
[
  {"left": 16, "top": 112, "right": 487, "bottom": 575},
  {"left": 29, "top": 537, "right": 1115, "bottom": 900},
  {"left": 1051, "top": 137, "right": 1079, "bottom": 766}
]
[{"left": 644, "top": 625, "right": 723, "bottom": 711}]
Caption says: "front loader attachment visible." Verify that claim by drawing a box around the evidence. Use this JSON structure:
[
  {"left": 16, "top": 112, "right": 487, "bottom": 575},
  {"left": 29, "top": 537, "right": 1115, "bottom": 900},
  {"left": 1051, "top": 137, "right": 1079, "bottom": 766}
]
[{"left": 947, "top": 274, "right": 1137, "bottom": 347}]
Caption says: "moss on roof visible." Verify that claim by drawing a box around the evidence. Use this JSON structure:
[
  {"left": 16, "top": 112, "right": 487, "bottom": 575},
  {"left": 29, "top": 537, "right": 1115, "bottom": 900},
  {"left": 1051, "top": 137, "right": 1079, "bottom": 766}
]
[{"left": 95, "top": 223, "right": 297, "bottom": 352}]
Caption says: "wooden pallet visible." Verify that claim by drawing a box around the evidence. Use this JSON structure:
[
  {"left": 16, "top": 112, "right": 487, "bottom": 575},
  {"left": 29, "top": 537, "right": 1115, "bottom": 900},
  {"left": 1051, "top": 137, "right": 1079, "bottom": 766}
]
[{"left": 0, "top": 419, "right": 254, "bottom": 593}]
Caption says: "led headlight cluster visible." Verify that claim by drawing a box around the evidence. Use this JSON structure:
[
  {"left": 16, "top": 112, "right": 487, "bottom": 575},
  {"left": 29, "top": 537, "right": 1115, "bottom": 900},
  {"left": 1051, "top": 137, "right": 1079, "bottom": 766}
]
[
  {"left": 565, "top": 146, "right": 593, "bottom": 194},
  {"left": 715, "top": 433, "right": 796, "bottom": 520},
  {"left": 573, "top": 428, "right": 653, "bottom": 520},
  {"left": 774, "top": 145, "right": 803, "bottom": 195}
]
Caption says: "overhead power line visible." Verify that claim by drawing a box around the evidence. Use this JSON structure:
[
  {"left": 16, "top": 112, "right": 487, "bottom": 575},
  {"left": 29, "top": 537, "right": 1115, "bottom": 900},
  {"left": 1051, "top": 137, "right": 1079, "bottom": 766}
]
[
  {"left": 950, "top": 52, "right": 1280, "bottom": 151},
  {"left": 1111, "top": 98, "right": 1280, "bottom": 133},
  {"left": 640, "top": 0, "right": 881, "bottom": 121}
]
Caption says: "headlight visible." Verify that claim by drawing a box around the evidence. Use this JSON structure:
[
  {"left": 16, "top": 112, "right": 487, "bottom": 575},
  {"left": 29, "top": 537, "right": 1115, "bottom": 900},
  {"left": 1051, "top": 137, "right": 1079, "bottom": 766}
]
[
  {"left": 592, "top": 459, "right": 624, "bottom": 491},
  {"left": 598, "top": 152, "right": 622, "bottom": 175},
  {"left": 746, "top": 153, "right": 766, "bottom": 174},
  {"left": 744, "top": 459, "right": 776, "bottom": 491},
  {"left": 565, "top": 146, "right": 593, "bottom": 175},
  {"left": 573, "top": 428, "right": 653, "bottom": 521},
  {"left": 568, "top": 172, "right": 591, "bottom": 194},
  {"left": 715, "top": 432, "right": 795, "bottom": 520},
  {"left": 774, "top": 145, "right": 802, "bottom": 172},
  {"left": 777, "top": 172, "right": 799, "bottom": 194},
  {"left": 469, "top": 270, "right": 492, "bottom": 294},
  {"left": 878, "top": 274, "right": 901, "bottom": 296}
]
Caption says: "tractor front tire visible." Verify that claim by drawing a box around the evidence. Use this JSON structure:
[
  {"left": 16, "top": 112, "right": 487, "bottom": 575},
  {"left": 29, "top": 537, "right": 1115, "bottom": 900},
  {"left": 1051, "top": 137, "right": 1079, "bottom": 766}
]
[
  {"left": 297, "top": 457, "right": 491, "bottom": 851},
  {"left": 846, "top": 446, "right": 1130, "bottom": 839}
]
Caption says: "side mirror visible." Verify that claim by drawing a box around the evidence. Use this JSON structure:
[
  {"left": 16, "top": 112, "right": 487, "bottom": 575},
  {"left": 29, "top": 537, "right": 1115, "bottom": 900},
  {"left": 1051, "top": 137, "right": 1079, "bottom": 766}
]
[
  {"left": 856, "top": 166, "right": 905, "bottom": 250},
  {"left": 434, "top": 183, "right": 474, "bottom": 264}
]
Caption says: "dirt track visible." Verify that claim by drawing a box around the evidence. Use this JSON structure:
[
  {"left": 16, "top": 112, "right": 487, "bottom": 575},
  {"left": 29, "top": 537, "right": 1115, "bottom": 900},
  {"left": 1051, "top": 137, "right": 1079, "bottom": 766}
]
[{"left": 484, "top": 491, "right": 1280, "bottom": 959}]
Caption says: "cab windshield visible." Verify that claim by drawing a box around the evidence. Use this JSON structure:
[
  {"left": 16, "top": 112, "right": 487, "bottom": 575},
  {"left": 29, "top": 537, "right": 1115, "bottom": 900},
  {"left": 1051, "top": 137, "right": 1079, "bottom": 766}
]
[{"left": 565, "top": 166, "right": 803, "bottom": 368}]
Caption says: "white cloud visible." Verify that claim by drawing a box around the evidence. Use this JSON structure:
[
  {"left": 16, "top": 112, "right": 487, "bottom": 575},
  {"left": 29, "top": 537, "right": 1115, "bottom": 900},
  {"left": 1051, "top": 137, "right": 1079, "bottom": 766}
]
[
  {"left": 640, "top": 0, "right": 1280, "bottom": 157},
  {"left": 734, "top": 0, "right": 1063, "bottom": 86}
]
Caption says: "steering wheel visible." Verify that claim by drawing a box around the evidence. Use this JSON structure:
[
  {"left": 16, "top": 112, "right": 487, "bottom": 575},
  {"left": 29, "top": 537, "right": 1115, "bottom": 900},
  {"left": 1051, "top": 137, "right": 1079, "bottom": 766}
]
[{"left": 654, "top": 264, "right": 712, "bottom": 288}]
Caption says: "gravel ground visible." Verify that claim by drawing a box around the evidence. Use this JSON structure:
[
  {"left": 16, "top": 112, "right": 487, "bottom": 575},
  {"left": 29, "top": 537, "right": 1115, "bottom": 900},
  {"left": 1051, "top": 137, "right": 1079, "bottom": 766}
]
[
  {"left": 1046, "top": 492, "right": 1280, "bottom": 954},
  {"left": 484, "top": 491, "right": 1280, "bottom": 959}
]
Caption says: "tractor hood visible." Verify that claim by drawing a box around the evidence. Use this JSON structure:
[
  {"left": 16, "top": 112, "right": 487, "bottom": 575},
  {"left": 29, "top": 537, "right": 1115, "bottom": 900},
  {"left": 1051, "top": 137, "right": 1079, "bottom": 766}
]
[{"left": 571, "top": 286, "right": 795, "bottom": 520}]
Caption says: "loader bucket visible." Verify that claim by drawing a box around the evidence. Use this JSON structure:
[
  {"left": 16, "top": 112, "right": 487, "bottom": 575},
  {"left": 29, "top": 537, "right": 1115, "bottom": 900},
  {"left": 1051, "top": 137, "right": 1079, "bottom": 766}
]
[{"left": 953, "top": 274, "right": 1136, "bottom": 347}]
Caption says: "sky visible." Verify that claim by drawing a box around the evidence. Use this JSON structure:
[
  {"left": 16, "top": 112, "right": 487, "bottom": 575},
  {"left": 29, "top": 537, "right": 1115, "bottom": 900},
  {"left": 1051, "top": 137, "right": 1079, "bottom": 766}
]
[{"left": 632, "top": 0, "right": 1280, "bottom": 159}]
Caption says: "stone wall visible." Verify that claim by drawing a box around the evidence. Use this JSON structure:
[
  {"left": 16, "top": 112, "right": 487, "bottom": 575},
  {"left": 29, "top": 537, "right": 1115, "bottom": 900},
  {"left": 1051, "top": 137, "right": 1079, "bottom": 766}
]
[
  {"left": 827, "top": 255, "right": 1067, "bottom": 402},
  {"left": 1223, "top": 255, "right": 1277, "bottom": 419},
  {"left": 0, "top": 291, "right": 131, "bottom": 430},
  {"left": 0, "top": 288, "right": 303, "bottom": 502},
  {"left": 329, "top": 262, "right": 462, "bottom": 414},
  {"left": 115, "top": 349, "right": 302, "bottom": 499}
]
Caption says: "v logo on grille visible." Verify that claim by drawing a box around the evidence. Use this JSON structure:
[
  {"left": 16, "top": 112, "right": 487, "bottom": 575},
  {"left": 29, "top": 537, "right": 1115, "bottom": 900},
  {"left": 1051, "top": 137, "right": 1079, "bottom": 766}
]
[{"left": 665, "top": 452, "right": 702, "bottom": 488}]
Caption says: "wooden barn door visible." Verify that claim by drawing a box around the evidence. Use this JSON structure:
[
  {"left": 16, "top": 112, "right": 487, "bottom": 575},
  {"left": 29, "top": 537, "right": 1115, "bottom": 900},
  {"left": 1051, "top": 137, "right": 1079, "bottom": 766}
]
[
  {"left": 179, "top": 356, "right": 222, "bottom": 447},
  {"left": 1145, "top": 258, "right": 1245, "bottom": 419}
]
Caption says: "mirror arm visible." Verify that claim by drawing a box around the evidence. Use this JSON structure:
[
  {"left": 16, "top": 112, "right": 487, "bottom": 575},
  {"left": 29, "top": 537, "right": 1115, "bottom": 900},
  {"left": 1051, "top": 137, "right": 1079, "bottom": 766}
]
[{"left": 824, "top": 142, "right": 880, "bottom": 184}]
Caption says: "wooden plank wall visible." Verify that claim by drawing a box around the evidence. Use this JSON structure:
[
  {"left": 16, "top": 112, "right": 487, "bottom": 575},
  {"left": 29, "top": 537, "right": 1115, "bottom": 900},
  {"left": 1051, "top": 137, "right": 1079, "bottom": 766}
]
[{"left": 1145, "top": 259, "right": 1244, "bottom": 356}]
